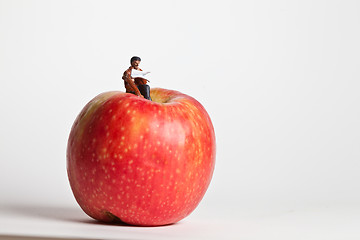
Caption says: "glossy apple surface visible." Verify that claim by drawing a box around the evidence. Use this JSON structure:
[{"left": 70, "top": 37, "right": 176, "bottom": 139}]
[{"left": 67, "top": 88, "right": 216, "bottom": 226}]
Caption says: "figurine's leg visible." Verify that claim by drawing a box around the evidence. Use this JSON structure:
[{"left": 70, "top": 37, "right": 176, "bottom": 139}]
[
  {"left": 144, "top": 85, "right": 152, "bottom": 101},
  {"left": 137, "top": 85, "right": 152, "bottom": 101}
]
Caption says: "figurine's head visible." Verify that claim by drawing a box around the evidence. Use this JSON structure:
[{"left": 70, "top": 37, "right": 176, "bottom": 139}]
[{"left": 130, "top": 56, "right": 141, "bottom": 69}]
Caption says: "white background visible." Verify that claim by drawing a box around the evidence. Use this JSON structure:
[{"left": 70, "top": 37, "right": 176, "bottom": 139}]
[{"left": 1, "top": 0, "right": 360, "bottom": 239}]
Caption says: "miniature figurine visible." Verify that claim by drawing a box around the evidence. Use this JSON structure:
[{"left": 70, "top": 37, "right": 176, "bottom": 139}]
[{"left": 122, "top": 56, "right": 152, "bottom": 101}]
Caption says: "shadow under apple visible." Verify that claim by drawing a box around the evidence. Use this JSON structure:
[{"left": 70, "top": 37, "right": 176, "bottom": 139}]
[{"left": 2, "top": 203, "right": 178, "bottom": 228}]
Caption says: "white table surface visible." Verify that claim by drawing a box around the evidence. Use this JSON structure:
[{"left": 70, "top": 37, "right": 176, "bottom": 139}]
[{"left": 1, "top": 200, "right": 360, "bottom": 240}]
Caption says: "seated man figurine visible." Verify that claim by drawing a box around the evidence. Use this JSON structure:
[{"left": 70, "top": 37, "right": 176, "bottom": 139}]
[{"left": 122, "top": 56, "right": 152, "bottom": 101}]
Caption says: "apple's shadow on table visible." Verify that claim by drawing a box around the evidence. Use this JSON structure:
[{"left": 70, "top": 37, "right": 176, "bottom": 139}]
[
  {"left": 4, "top": 204, "right": 87, "bottom": 223},
  {"left": 3, "top": 204, "right": 177, "bottom": 228},
  {"left": 2, "top": 204, "right": 132, "bottom": 226}
]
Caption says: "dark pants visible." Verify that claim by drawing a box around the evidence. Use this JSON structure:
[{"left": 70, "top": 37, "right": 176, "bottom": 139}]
[{"left": 137, "top": 84, "right": 152, "bottom": 101}]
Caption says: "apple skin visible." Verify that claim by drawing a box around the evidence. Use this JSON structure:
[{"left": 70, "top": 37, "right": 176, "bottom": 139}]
[{"left": 67, "top": 88, "right": 216, "bottom": 226}]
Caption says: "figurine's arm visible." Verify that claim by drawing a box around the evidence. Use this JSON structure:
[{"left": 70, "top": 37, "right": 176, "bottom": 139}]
[{"left": 123, "top": 71, "right": 143, "bottom": 97}]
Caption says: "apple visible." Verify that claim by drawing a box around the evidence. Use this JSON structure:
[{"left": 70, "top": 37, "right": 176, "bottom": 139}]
[{"left": 67, "top": 88, "right": 216, "bottom": 226}]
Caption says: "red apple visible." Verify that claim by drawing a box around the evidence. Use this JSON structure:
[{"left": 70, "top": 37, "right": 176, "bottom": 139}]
[{"left": 67, "top": 88, "right": 216, "bottom": 226}]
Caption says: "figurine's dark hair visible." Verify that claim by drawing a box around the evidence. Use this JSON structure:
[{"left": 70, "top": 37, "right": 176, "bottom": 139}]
[{"left": 130, "top": 56, "right": 141, "bottom": 63}]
